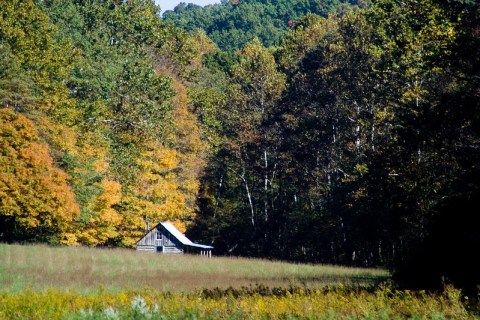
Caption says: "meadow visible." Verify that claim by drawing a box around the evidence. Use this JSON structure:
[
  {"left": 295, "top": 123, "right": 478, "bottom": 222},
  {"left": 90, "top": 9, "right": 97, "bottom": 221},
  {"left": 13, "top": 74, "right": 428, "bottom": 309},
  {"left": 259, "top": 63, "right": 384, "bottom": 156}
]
[
  {"left": 0, "top": 243, "right": 477, "bottom": 319},
  {"left": 0, "top": 243, "right": 387, "bottom": 292}
]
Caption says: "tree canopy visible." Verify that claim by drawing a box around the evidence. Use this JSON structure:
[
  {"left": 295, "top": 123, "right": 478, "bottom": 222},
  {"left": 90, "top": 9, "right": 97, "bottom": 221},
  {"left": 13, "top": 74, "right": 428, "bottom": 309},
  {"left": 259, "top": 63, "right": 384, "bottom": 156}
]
[{"left": 163, "top": 0, "right": 366, "bottom": 51}]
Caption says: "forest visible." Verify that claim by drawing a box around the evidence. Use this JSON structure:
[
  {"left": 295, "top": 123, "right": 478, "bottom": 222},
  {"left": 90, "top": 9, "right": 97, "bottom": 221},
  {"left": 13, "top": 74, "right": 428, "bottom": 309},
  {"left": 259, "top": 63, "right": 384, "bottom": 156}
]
[
  {"left": 163, "top": 0, "right": 369, "bottom": 51},
  {"left": 0, "top": 0, "right": 478, "bottom": 293}
]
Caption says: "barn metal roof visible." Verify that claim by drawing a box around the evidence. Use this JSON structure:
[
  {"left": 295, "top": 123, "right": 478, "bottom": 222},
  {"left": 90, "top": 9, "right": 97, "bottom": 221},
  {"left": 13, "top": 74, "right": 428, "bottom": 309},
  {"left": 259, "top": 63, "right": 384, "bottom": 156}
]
[{"left": 160, "top": 222, "right": 213, "bottom": 249}]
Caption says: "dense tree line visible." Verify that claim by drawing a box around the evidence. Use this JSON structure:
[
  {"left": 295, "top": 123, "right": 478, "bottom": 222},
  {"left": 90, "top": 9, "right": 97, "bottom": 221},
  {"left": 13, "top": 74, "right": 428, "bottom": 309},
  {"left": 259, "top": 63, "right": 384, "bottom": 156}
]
[
  {"left": 188, "top": 0, "right": 479, "bottom": 292},
  {"left": 1, "top": 0, "right": 479, "bottom": 293}
]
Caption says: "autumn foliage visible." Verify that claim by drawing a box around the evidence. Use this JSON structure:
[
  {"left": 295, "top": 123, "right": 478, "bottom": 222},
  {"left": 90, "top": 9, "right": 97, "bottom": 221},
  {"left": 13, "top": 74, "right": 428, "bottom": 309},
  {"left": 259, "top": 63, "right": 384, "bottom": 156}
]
[
  {"left": 0, "top": 108, "right": 79, "bottom": 243},
  {"left": 0, "top": 0, "right": 211, "bottom": 247}
]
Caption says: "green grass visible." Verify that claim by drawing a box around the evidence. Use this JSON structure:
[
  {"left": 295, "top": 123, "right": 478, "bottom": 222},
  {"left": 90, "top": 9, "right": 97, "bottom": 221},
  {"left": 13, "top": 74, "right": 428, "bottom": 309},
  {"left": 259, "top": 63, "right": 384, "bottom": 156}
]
[
  {"left": 1, "top": 244, "right": 477, "bottom": 319},
  {"left": 0, "top": 243, "right": 388, "bottom": 293}
]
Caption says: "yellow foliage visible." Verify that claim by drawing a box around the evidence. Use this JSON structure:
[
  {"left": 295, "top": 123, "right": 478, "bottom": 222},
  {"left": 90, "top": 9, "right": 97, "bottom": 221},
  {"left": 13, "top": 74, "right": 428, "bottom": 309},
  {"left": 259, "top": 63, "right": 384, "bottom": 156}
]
[
  {"left": 119, "top": 141, "right": 195, "bottom": 246},
  {"left": 94, "top": 180, "right": 122, "bottom": 211},
  {"left": 0, "top": 108, "right": 80, "bottom": 242},
  {"left": 60, "top": 232, "right": 78, "bottom": 246},
  {"left": 93, "top": 159, "right": 109, "bottom": 173},
  {"left": 33, "top": 114, "right": 78, "bottom": 154},
  {"left": 171, "top": 220, "right": 186, "bottom": 233},
  {"left": 77, "top": 180, "right": 123, "bottom": 246}
]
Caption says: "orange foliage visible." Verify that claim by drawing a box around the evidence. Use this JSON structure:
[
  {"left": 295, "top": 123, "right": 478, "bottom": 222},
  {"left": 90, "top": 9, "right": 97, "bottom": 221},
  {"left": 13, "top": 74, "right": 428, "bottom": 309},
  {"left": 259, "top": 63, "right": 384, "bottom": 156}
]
[
  {"left": 0, "top": 108, "right": 80, "bottom": 243},
  {"left": 32, "top": 112, "right": 122, "bottom": 246}
]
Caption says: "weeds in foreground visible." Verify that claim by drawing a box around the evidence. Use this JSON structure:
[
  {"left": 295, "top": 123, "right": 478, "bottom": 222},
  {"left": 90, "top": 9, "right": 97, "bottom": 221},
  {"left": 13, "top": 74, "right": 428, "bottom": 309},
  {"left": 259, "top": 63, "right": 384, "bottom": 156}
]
[{"left": 0, "top": 285, "right": 475, "bottom": 319}]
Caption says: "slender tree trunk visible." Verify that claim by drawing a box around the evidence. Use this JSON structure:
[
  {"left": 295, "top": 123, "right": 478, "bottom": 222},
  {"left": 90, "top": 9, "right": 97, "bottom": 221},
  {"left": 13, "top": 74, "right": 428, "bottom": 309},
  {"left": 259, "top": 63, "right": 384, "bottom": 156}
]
[
  {"left": 264, "top": 149, "right": 268, "bottom": 222},
  {"left": 213, "top": 174, "right": 223, "bottom": 220},
  {"left": 239, "top": 164, "right": 255, "bottom": 227}
]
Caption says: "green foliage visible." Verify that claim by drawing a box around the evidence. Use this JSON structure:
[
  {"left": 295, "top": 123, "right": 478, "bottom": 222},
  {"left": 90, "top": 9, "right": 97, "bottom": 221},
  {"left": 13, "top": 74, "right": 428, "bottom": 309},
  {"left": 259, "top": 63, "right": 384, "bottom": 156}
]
[
  {"left": 163, "top": 0, "right": 365, "bottom": 51},
  {"left": 0, "top": 0, "right": 77, "bottom": 111},
  {"left": 193, "top": 38, "right": 288, "bottom": 256},
  {"left": 0, "top": 44, "right": 38, "bottom": 111},
  {"left": 260, "top": 0, "right": 478, "bottom": 290},
  {"left": 274, "top": 13, "right": 336, "bottom": 74}
]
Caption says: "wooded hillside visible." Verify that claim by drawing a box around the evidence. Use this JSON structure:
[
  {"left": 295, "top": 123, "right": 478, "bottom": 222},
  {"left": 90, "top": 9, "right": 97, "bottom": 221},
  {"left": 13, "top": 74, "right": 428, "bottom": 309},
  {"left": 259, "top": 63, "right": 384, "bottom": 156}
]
[{"left": 163, "top": 0, "right": 367, "bottom": 51}]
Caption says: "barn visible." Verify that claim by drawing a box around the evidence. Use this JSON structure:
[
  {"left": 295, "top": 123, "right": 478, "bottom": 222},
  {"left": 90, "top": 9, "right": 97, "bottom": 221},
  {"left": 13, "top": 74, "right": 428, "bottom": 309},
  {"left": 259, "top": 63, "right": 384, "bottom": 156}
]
[{"left": 136, "top": 222, "right": 213, "bottom": 257}]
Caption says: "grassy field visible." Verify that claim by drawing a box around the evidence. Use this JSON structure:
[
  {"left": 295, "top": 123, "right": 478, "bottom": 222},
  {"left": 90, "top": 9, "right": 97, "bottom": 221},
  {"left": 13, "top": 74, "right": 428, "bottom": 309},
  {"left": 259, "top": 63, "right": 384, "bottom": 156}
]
[
  {"left": 0, "top": 243, "right": 387, "bottom": 292},
  {"left": 0, "top": 243, "right": 477, "bottom": 319}
]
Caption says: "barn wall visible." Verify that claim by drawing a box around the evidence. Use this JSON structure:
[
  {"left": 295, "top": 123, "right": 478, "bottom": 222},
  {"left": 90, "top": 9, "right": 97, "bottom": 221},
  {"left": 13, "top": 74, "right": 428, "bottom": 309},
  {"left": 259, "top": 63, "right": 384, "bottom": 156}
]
[
  {"left": 136, "top": 226, "right": 180, "bottom": 251},
  {"left": 136, "top": 246, "right": 156, "bottom": 252},
  {"left": 136, "top": 228, "right": 157, "bottom": 247}
]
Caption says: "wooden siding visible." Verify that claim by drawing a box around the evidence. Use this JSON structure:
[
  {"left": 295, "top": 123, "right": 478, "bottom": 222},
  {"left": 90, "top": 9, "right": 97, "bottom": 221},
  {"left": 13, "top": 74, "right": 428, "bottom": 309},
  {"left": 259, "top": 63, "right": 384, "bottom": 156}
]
[
  {"left": 136, "top": 226, "right": 185, "bottom": 253},
  {"left": 162, "top": 246, "right": 183, "bottom": 254},
  {"left": 136, "top": 246, "right": 155, "bottom": 252}
]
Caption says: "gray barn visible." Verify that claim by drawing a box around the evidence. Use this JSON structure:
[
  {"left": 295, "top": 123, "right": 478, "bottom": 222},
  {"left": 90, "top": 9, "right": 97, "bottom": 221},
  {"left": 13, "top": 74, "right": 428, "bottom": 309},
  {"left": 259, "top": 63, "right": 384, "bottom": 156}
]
[{"left": 136, "top": 222, "right": 213, "bottom": 257}]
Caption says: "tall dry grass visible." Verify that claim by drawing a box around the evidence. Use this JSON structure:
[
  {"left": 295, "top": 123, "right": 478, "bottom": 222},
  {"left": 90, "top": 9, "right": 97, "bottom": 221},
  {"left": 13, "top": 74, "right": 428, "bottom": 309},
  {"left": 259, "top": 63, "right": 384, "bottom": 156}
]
[{"left": 0, "top": 243, "right": 388, "bottom": 292}]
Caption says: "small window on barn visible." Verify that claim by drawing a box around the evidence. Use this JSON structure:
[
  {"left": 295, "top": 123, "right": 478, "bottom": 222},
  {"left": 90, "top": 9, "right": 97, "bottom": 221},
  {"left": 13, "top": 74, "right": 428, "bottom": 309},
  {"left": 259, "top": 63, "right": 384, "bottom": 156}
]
[{"left": 156, "top": 232, "right": 162, "bottom": 240}]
